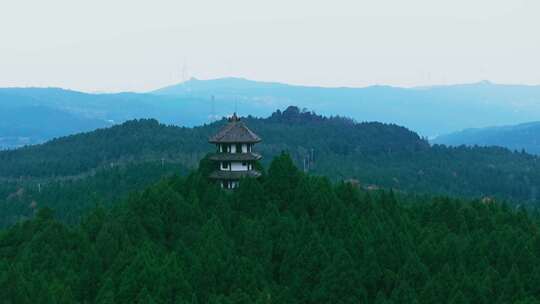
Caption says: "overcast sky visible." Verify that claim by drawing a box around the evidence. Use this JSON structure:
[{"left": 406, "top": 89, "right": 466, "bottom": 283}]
[{"left": 1, "top": 0, "right": 539, "bottom": 92}]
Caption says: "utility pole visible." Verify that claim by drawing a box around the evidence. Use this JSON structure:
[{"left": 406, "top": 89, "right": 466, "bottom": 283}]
[
  {"left": 310, "top": 148, "right": 314, "bottom": 169},
  {"left": 211, "top": 95, "right": 216, "bottom": 122}
]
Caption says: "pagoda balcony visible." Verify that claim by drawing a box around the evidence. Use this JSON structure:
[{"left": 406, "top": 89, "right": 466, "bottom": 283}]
[{"left": 209, "top": 170, "right": 262, "bottom": 180}]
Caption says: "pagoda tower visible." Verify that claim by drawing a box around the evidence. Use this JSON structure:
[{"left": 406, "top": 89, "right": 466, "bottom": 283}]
[{"left": 208, "top": 113, "right": 262, "bottom": 189}]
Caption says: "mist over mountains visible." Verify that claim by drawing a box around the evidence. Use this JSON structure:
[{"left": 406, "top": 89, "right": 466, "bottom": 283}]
[
  {"left": 2, "top": 77, "right": 540, "bottom": 149},
  {"left": 154, "top": 78, "right": 540, "bottom": 136},
  {"left": 434, "top": 121, "right": 540, "bottom": 155}
]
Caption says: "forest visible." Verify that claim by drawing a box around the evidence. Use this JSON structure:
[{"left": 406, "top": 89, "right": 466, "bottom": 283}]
[
  {"left": 1, "top": 107, "right": 540, "bottom": 197},
  {"left": 1, "top": 153, "right": 540, "bottom": 303},
  {"left": 0, "top": 107, "right": 540, "bottom": 227},
  {"left": 0, "top": 162, "right": 188, "bottom": 227},
  {"left": 2, "top": 107, "right": 540, "bottom": 229}
]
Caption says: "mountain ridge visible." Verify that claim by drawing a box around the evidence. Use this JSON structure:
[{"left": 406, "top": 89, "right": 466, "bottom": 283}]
[
  {"left": 3, "top": 77, "right": 540, "bottom": 149},
  {"left": 2, "top": 106, "right": 540, "bottom": 205},
  {"left": 434, "top": 121, "right": 540, "bottom": 154}
]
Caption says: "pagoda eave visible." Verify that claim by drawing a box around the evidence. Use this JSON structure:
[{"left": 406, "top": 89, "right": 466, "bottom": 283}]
[
  {"left": 208, "top": 152, "right": 262, "bottom": 161},
  {"left": 209, "top": 138, "right": 261, "bottom": 144}
]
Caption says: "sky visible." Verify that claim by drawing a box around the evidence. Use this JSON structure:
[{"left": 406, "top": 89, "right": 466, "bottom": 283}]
[{"left": 0, "top": 0, "right": 539, "bottom": 92}]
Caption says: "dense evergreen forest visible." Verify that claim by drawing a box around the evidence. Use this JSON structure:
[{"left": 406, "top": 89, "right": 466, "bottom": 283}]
[
  {"left": 1, "top": 107, "right": 540, "bottom": 226},
  {"left": 2, "top": 154, "right": 540, "bottom": 303},
  {"left": 0, "top": 162, "right": 187, "bottom": 227}
]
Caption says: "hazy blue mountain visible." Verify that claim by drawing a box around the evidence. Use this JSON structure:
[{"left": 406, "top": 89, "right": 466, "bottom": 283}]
[
  {"left": 0, "top": 87, "right": 209, "bottom": 125},
  {"left": 0, "top": 88, "right": 219, "bottom": 148},
  {"left": 0, "top": 105, "right": 110, "bottom": 149},
  {"left": 2, "top": 78, "right": 540, "bottom": 148},
  {"left": 154, "top": 78, "right": 540, "bottom": 137},
  {"left": 433, "top": 121, "right": 540, "bottom": 154}
]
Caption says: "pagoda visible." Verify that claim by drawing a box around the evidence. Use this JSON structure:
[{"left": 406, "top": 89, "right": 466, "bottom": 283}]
[{"left": 208, "top": 113, "right": 262, "bottom": 189}]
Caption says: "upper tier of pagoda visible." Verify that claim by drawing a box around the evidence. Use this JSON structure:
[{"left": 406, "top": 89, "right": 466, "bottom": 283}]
[{"left": 209, "top": 113, "right": 261, "bottom": 144}]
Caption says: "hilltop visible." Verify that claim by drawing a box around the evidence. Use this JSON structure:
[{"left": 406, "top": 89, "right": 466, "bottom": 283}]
[
  {"left": 3, "top": 78, "right": 540, "bottom": 149},
  {"left": 0, "top": 107, "right": 425, "bottom": 178},
  {"left": 2, "top": 107, "right": 540, "bottom": 207}
]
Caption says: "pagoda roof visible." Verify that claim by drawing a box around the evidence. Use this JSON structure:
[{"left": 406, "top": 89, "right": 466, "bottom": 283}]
[
  {"left": 208, "top": 152, "right": 262, "bottom": 161},
  {"left": 209, "top": 170, "right": 262, "bottom": 180},
  {"left": 209, "top": 114, "right": 261, "bottom": 143}
]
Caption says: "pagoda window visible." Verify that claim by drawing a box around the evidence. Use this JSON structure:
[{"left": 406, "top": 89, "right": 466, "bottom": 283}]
[
  {"left": 221, "top": 162, "right": 230, "bottom": 170},
  {"left": 220, "top": 144, "right": 230, "bottom": 153},
  {"left": 236, "top": 144, "right": 242, "bottom": 153},
  {"left": 242, "top": 162, "right": 247, "bottom": 167}
]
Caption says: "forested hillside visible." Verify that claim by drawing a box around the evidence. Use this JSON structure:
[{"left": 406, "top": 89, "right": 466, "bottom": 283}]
[
  {"left": 0, "top": 107, "right": 426, "bottom": 179},
  {"left": 2, "top": 106, "right": 540, "bottom": 221},
  {"left": 0, "top": 162, "right": 187, "bottom": 227},
  {"left": 1, "top": 154, "right": 540, "bottom": 303}
]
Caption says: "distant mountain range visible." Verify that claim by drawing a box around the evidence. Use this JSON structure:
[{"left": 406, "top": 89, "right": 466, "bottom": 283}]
[
  {"left": 0, "top": 88, "right": 213, "bottom": 149},
  {"left": 2, "top": 77, "right": 540, "bottom": 148},
  {"left": 433, "top": 121, "right": 540, "bottom": 155},
  {"left": 154, "top": 78, "right": 540, "bottom": 136}
]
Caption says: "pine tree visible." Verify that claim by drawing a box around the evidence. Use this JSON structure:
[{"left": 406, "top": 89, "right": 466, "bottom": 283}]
[
  {"left": 265, "top": 152, "right": 301, "bottom": 209},
  {"left": 195, "top": 217, "right": 233, "bottom": 301},
  {"left": 314, "top": 248, "right": 367, "bottom": 303},
  {"left": 398, "top": 254, "right": 429, "bottom": 290},
  {"left": 234, "top": 178, "right": 266, "bottom": 216},
  {"left": 499, "top": 265, "right": 525, "bottom": 303},
  {"left": 157, "top": 253, "right": 193, "bottom": 303},
  {"left": 136, "top": 287, "right": 157, "bottom": 304},
  {"left": 390, "top": 281, "right": 418, "bottom": 304},
  {"left": 449, "top": 291, "right": 469, "bottom": 304},
  {"left": 95, "top": 277, "right": 116, "bottom": 304}
]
